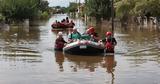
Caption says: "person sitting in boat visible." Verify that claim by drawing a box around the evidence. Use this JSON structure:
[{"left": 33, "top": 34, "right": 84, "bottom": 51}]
[
  {"left": 101, "top": 32, "right": 117, "bottom": 53},
  {"left": 66, "top": 17, "right": 69, "bottom": 23},
  {"left": 69, "top": 20, "right": 75, "bottom": 28},
  {"left": 60, "top": 19, "right": 66, "bottom": 28},
  {"left": 68, "top": 28, "right": 81, "bottom": 43},
  {"left": 61, "top": 19, "right": 65, "bottom": 23},
  {"left": 51, "top": 20, "right": 58, "bottom": 28},
  {"left": 55, "top": 32, "right": 67, "bottom": 51},
  {"left": 57, "top": 21, "right": 61, "bottom": 27},
  {"left": 86, "top": 26, "right": 99, "bottom": 42}
]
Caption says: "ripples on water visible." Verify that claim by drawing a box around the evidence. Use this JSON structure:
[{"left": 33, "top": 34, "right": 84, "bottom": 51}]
[{"left": 0, "top": 14, "right": 160, "bottom": 84}]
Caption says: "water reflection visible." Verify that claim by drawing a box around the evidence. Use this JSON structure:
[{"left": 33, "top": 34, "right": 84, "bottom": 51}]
[
  {"left": 102, "top": 55, "right": 116, "bottom": 73},
  {"left": 55, "top": 51, "right": 64, "bottom": 72},
  {"left": 54, "top": 51, "right": 117, "bottom": 73},
  {"left": 0, "top": 21, "right": 42, "bottom": 63},
  {"left": 0, "top": 45, "right": 41, "bottom": 63},
  {"left": 65, "top": 54, "right": 103, "bottom": 72},
  {"left": 102, "top": 55, "right": 116, "bottom": 84},
  {"left": 0, "top": 26, "right": 40, "bottom": 44},
  {"left": 55, "top": 51, "right": 103, "bottom": 72},
  {"left": 54, "top": 51, "right": 117, "bottom": 84}
]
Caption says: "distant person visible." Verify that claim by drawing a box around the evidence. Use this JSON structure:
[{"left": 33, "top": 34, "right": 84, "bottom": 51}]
[
  {"left": 51, "top": 20, "right": 58, "bottom": 28},
  {"left": 54, "top": 32, "right": 67, "bottom": 51},
  {"left": 68, "top": 28, "right": 81, "bottom": 42},
  {"left": 57, "top": 21, "right": 61, "bottom": 27},
  {"left": 101, "top": 32, "right": 117, "bottom": 53},
  {"left": 60, "top": 19, "right": 66, "bottom": 27},
  {"left": 61, "top": 19, "right": 66, "bottom": 23},
  {"left": 69, "top": 20, "right": 75, "bottom": 28},
  {"left": 66, "top": 17, "right": 69, "bottom": 23}
]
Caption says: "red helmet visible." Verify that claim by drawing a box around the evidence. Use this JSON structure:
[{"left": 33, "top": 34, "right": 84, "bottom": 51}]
[
  {"left": 88, "top": 26, "right": 95, "bottom": 32},
  {"left": 86, "top": 26, "right": 95, "bottom": 34},
  {"left": 106, "top": 32, "right": 112, "bottom": 36},
  {"left": 89, "top": 27, "right": 94, "bottom": 33}
]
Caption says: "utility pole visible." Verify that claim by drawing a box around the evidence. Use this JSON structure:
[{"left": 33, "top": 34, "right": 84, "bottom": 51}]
[
  {"left": 78, "top": 0, "right": 80, "bottom": 13},
  {"left": 111, "top": 0, "right": 114, "bottom": 36}
]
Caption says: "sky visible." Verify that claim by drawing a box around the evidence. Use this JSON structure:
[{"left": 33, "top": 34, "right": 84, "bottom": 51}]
[{"left": 47, "top": 0, "right": 84, "bottom": 7}]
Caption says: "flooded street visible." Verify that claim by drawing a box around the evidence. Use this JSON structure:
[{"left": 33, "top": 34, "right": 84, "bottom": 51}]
[{"left": 0, "top": 14, "right": 160, "bottom": 84}]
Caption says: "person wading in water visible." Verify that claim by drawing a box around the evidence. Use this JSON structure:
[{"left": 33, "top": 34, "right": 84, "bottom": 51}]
[{"left": 54, "top": 32, "right": 67, "bottom": 51}]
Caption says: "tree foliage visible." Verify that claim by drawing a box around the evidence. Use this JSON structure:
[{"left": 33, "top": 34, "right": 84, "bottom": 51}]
[
  {"left": 85, "top": 0, "right": 111, "bottom": 21},
  {"left": 0, "top": 0, "right": 40, "bottom": 20},
  {"left": 115, "top": 0, "right": 137, "bottom": 18},
  {"left": 135, "top": 0, "right": 160, "bottom": 16},
  {"left": 39, "top": 0, "right": 49, "bottom": 12},
  {"left": 115, "top": 0, "right": 160, "bottom": 18},
  {"left": 0, "top": 0, "right": 50, "bottom": 20},
  {"left": 67, "top": 2, "right": 78, "bottom": 12}
]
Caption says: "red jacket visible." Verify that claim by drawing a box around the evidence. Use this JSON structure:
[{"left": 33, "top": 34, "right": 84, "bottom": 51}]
[{"left": 55, "top": 38, "right": 66, "bottom": 50}]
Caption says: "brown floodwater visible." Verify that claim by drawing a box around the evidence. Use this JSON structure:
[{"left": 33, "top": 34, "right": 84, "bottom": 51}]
[{"left": 0, "top": 14, "right": 160, "bottom": 84}]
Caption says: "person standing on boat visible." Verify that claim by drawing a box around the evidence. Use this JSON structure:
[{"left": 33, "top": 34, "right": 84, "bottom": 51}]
[
  {"left": 68, "top": 28, "right": 81, "bottom": 43},
  {"left": 54, "top": 32, "right": 67, "bottom": 51},
  {"left": 102, "top": 32, "right": 117, "bottom": 53}
]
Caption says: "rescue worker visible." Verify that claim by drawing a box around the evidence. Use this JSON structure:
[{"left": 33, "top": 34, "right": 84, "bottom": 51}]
[
  {"left": 68, "top": 28, "right": 81, "bottom": 43},
  {"left": 54, "top": 32, "right": 67, "bottom": 51},
  {"left": 86, "top": 26, "right": 99, "bottom": 42},
  {"left": 102, "top": 32, "right": 117, "bottom": 53}
]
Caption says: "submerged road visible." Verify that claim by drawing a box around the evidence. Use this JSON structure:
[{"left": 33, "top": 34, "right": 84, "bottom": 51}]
[{"left": 0, "top": 14, "right": 160, "bottom": 84}]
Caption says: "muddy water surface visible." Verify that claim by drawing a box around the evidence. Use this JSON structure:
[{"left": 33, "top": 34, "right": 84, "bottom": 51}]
[{"left": 0, "top": 14, "right": 160, "bottom": 84}]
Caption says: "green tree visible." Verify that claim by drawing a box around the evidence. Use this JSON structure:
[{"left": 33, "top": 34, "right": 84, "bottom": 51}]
[
  {"left": 85, "top": 0, "right": 111, "bottom": 22},
  {"left": 115, "top": 0, "right": 137, "bottom": 18},
  {"left": 115, "top": 0, "right": 160, "bottom": 19},
  {"left": 67, "top": 2, "right": 78, "bottom": 12},
  {"left": 134, "top": 0, "right": 160, "bottom": 17},
  {"left": 39, "top": 0, "right": 49, "bottom": 12},
  {"left": 0, "top": 0, "right": 40, "bottom": 20}
]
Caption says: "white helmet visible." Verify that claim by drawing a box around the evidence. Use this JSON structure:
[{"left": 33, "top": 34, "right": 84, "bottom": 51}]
[{"left": 58, "top": 31, "right": 63, "bottom": 36}]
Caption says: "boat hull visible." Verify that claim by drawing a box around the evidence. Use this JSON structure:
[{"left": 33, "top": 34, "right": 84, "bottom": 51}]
[
  {"left": 51, "top": 23, "right": 74, "bottom": 29},
  {"left": 63, "top": 40, "right": 105, "bottom": 55}
]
